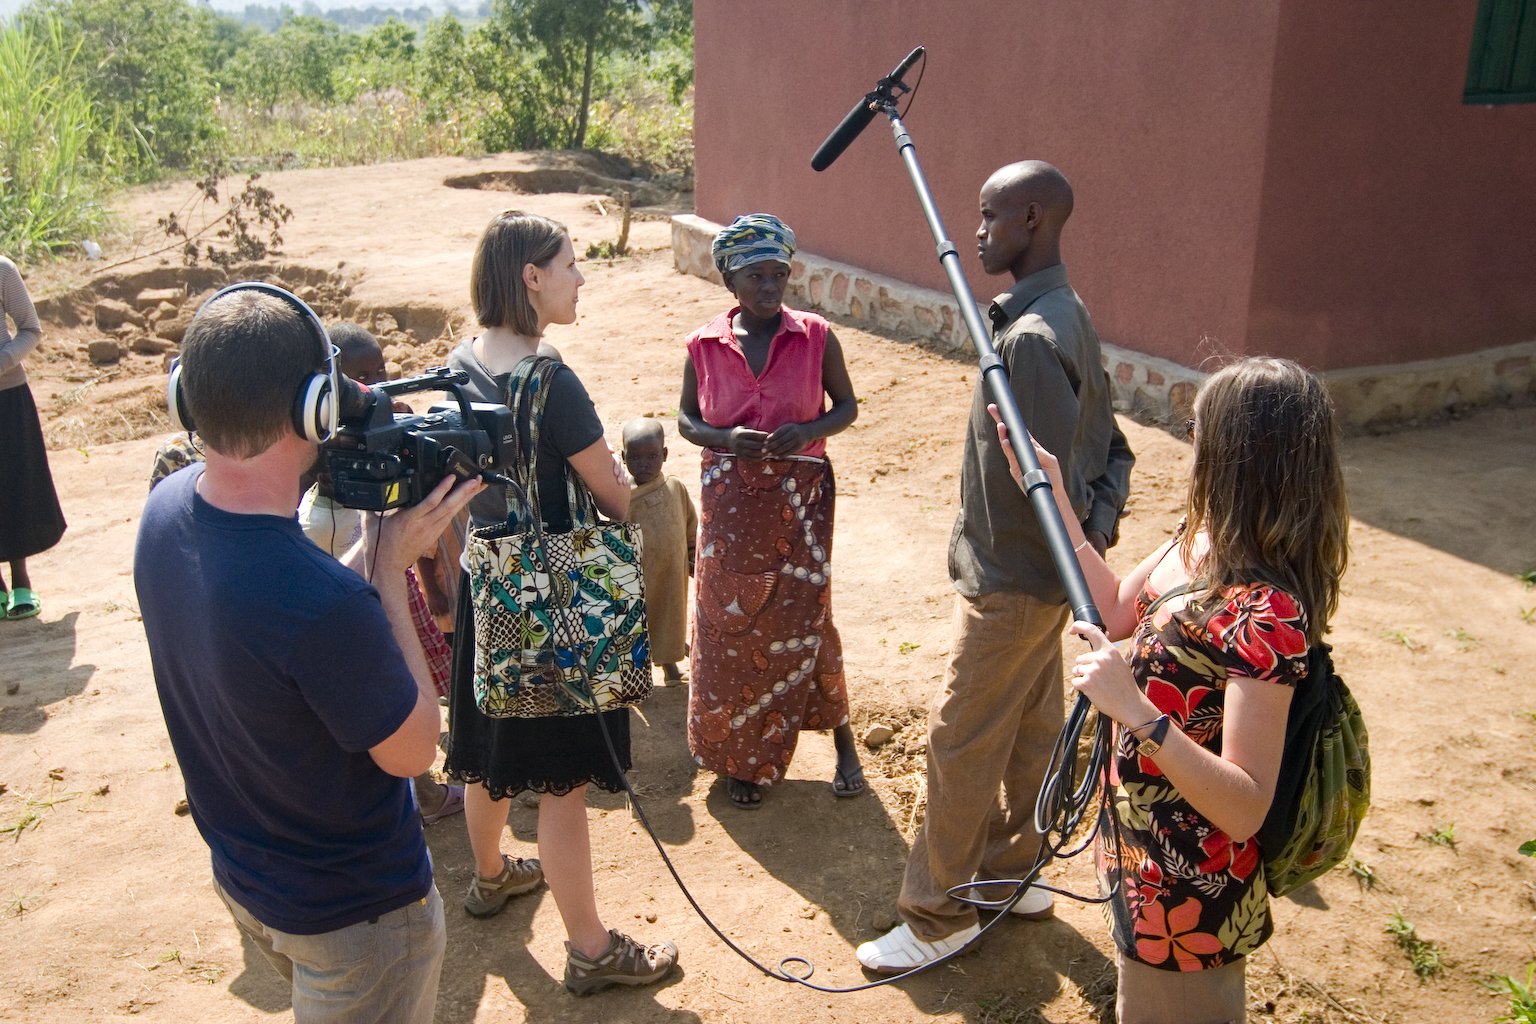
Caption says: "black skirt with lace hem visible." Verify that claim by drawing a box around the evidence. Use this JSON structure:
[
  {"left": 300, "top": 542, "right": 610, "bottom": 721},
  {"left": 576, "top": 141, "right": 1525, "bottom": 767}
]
[{"left": 443, "top": 573, "right": 631, "bottom": 799}]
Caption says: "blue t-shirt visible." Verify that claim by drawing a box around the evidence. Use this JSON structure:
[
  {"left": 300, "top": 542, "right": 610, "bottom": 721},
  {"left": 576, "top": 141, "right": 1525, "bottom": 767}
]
[{"left": 133, "top": 466, "right": 431, "bottom": 935}]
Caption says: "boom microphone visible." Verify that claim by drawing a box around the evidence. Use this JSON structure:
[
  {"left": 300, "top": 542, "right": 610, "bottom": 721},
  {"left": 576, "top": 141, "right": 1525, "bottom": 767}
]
[{"left": 811, "top": 46, "right": 924, "bottom": 171}]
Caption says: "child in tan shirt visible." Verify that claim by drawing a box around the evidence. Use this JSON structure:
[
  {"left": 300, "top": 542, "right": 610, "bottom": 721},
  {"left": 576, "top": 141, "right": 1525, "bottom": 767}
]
[{"left": 622, "top": 418, "right": 697, "bottom": 683}]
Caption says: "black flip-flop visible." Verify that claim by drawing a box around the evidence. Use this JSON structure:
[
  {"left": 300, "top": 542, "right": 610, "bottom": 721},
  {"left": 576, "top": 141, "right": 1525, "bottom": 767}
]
[
  {"left": 727, "top": 778, "right": 762, "bottom": 810},
  {"left": 832, "top": 762, "right": 867, "bottom": 798}
]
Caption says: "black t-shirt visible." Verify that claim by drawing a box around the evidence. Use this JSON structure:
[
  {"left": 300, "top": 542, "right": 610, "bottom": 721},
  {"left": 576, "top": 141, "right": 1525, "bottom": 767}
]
[
  {"left": 133, "top": 466, "right": 430, "bottom": 934},
  {"left": 448, "top": 341, "right": 605, "bottom": 533}
]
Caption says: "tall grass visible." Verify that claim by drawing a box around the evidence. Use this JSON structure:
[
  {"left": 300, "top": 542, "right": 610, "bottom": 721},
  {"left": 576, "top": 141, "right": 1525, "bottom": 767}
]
[
  {"left": 0, "top": 15, "right": 113, "bottom": 260},
  {"left": 216, "top": 92, "right": 482, "bottom": 170}
]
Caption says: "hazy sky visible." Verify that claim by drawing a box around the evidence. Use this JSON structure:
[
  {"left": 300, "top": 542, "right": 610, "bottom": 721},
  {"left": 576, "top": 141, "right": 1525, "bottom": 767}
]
[{"left": 2, "top": 0, "right": 448, "bottom": 20}]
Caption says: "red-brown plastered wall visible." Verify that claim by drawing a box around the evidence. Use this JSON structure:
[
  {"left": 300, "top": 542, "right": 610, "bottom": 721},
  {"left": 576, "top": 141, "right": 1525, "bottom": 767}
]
[
  {"left": 1246, "top": 0, "right": 1536, "bottom": 370},
  {"left": 694, "top": 0, "right": 1283, "bottom": 366},
  {"left": 696, "top": 1, "right": 1536, "bottom": 372}
]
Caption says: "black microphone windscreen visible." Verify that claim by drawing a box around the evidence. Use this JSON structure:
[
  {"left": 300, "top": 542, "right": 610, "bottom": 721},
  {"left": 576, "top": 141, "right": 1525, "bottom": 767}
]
[{"left": 811, "top": 97, "right": 877, "bottom": 172}]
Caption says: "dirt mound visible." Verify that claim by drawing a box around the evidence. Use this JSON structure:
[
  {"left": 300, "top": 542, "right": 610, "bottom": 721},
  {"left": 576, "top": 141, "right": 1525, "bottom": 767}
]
[{"left": 25, "top": 261, "right": 470, "bottom": 449}]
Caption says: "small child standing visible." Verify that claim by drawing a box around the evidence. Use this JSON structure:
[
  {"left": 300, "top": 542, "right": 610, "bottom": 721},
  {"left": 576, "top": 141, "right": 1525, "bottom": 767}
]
[{"left": 622, "top": 418, "right": 697, "bottom": 684}]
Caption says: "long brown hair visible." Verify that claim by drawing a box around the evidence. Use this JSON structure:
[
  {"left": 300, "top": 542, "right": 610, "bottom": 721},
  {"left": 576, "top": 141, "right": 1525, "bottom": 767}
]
[{"left": 1179, "top": 358, "right": 1348, "bottom": 644}]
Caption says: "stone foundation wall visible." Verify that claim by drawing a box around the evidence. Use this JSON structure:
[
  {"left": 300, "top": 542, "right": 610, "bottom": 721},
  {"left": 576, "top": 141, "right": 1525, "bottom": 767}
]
[{"left": 672, "top": 214, "right": 1536, "bottom": 432}]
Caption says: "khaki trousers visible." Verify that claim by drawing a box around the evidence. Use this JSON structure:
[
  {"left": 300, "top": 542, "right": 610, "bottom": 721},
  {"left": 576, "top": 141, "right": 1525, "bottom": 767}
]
[
  {"left": 1116, "top": 952, "right": 1247, "bottom": 1024},
  {"left": 897, "top": 590, "right": 1070, "bottom": 940}
]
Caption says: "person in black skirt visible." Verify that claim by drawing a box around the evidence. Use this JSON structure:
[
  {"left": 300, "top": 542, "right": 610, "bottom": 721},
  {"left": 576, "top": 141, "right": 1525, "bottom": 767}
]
[
  {"left": 444, "top": 211, "right": 679, "bottom": 995},
  {"left": 0, "top": 256, "right": 67, "bottom": 620}
]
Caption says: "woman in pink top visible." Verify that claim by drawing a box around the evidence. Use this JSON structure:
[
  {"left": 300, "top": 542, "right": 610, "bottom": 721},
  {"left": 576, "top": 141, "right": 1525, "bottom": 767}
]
[{"left": 678, "top": 214, "right": 864, "bottom": 811}]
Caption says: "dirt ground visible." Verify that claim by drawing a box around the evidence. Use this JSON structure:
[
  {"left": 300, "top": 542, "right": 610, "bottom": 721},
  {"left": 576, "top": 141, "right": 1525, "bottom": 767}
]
[{"left": 2, "top": 155, "right": 1534, "bottom": 1024}]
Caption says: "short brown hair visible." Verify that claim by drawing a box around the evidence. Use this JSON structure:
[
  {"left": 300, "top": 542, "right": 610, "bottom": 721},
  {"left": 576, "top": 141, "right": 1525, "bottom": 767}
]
[
  {"left": 180, "top": 291, "right": 327, "bottom": 458},
  {"left": 471, "top": 210, "right": 568, "bottom": 335},
  {"left": 1180, "top": 357, "right": 1349, "bottom": 644}
]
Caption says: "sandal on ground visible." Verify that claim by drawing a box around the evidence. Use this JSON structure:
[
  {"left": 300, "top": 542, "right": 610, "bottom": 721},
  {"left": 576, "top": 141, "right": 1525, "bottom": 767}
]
[
  {"left": 463, "top": 854, "right": 543, "bottom": 918},
  {"left": 855, "top": 921, "right": 981, "bottom": 974},
  {"left": 832, "top": 761, "right": 867, "bottom": 798},
  {"left": 420, "top": 783, "right": 465, "bottom": 825},
  {"left": 564, "top": 929, "right": 679, "bottom": 996},
  {"left": 5, "top": 588, "right": 40, "bottom": 620},
  {"left": 727, "top": 777, "right": 762, "bottom": 810}
]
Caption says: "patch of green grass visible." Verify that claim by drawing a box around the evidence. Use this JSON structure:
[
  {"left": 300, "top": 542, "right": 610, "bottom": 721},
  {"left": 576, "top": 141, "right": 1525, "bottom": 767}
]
[
  {"left": 898, "top": 642, "right": 921, "bottom": 656},
  {"left": 1420, "top": 822, "right": 1458, "bottom": 850},
  {"left": 1516, "top": 710, "right": 1536, "bottom": 723},
  {"left": 3, "top": 889, "right": 41, "bottom": 916},
  {"left": 1343, "top": 854, "right": 1378, "bottom": 889},
  {"left": 1516, "top": 568, "right": 1536, "bottom": 589},
  {"left": 0, "top": 808, "right": 39, "bottom": 842},
  {"left": 1521, "top": 606, "right": 1536, "bottom": 625},
  {"left": 1380, "top": 628, "right": 1424, "bottom": 651},
  {"left": 1, "top": 787, "right": 80, "bottom": 843},
  {"left": 1485, "top": 963, "right": 1536, "bottom": 1023},
  {"left": 1443, "top": 627, "right": 1477, "bottom": 651},
  {"left": 1386, "top": 910, "right": 1445, "bottom": 980}
]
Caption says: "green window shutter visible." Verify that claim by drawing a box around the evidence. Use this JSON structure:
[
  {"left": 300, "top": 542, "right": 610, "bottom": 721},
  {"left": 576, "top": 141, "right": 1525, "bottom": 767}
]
[{"left": 1466, "top": 0, "right": 1536, "bottom": 103}]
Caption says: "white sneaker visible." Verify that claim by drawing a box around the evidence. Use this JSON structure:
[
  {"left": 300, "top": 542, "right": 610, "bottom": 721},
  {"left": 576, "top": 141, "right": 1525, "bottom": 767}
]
[
  {"left": 969, "top": 878, "right": 1055, "bottom": 920},
  {"left": 855, "top": 922, "right": 982, "bottom": 973}
]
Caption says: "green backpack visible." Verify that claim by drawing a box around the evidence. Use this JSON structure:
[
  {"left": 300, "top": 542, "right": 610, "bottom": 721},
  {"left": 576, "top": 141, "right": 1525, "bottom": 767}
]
[
  {"left": 1257, "top": 642, "right": 1371, "bottom": 896},
  {"left": 1145, "top": 585, "right": 1371, "bottom": 896}
]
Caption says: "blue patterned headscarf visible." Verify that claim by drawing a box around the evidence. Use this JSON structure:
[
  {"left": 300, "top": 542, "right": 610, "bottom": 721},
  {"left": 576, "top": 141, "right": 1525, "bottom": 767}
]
[{"left": 712, "top": 214, "right": 796, "bottom": 276}]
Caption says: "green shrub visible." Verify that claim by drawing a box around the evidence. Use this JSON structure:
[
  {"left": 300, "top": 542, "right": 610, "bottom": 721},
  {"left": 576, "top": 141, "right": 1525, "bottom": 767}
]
[{"left": 26, "top": 0, "right": 219, "bottom": 177}]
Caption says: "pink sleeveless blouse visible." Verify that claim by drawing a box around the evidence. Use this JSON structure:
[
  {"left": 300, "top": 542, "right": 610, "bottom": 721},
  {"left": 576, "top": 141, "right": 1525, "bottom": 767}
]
[{"left": 685, "top": 306, "right": 830, "bottom": 459}]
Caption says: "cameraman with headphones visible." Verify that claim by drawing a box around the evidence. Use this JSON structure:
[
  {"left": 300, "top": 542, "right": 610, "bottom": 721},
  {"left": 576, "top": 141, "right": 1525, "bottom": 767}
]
[{"left": 134, "top": 286, "right": 483, "bottom": 1023}]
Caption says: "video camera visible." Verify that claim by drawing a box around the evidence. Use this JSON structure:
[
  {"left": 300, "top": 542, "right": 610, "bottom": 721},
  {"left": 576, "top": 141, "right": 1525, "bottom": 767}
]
[{"left": 325, "top": 366, "right": 516, "bottom": 511}]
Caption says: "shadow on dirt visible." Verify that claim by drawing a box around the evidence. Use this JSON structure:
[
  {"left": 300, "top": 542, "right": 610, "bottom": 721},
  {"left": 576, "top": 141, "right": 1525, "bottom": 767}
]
[
  {"left": 226, "top": 932, "right": 291, "bottom": 1013},
  {"left": 0, "top": 611, "right": 95, "bottom": 734},
  {"left": 416, "top": 682, "right": 701, "bottom": 1023},
  {"left": 1340, "top": 405, "right": 1536, "bottom": 578},
  {"left": 585, "top": 684, "right": 698, "bottom": 845},
  {"left": 444, "top": 149, "right": 692, "bottom": 216},
  {"left": 708, "top": 772, "right": 910, "bottom": 949}
]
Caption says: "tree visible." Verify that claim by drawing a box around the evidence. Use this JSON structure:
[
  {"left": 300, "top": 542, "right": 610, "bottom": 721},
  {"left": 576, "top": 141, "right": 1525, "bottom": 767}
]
[
  {"left": 487, "top": 0, "right": 671, "bottom": 149},
  {"left": 338, "top": 17, "right": 416, "bottom": 98},
  {"left": 226, "top": 12, "right": 344, "bottom": 112}
]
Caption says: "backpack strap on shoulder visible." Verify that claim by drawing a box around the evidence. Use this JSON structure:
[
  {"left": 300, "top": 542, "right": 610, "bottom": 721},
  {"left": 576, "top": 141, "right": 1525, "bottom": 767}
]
[{"left": 1143, "top": 582, "right": 1192, "bottom": 619}]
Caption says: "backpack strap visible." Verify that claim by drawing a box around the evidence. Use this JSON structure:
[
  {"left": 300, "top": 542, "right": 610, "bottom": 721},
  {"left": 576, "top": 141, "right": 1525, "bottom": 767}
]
[{"left": 1142, "top": 581, "right": 1192, "bottom": 619}]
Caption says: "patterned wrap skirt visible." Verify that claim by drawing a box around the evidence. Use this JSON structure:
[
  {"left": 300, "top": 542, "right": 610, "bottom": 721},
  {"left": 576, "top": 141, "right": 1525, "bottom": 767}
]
[
  {"left": 0, "top": 384, "right": 66, "bottom": 561},
  {"left": 687, "top": 450, "right": 848, "bottom": 786}
]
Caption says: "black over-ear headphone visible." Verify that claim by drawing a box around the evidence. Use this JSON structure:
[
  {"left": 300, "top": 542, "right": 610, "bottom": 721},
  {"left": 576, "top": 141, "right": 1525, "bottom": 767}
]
[{"left": 166, "top": 281, "right": 340, "bottom": 443}]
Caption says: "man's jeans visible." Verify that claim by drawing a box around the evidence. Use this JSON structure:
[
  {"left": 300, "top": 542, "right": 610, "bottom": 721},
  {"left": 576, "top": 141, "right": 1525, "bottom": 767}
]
[{"left": 213, "top": 877, "right": 446, "bottom": 1024}]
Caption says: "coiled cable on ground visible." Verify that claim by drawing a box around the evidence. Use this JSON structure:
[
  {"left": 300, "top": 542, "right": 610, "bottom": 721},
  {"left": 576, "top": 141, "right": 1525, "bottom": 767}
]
[{"left": 587, "top": 673, "right": 1116, "bottom": 993}]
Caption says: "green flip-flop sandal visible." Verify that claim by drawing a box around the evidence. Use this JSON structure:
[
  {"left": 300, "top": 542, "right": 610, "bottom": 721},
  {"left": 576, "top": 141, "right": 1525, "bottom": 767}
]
[{"left": 6, "top": 588, "right": 40, "bottom": 620}]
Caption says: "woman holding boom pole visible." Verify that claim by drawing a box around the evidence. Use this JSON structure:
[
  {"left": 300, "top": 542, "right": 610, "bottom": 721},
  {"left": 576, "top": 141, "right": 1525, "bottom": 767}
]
[{"left": 993, "top": 357, "right": 1348, "bottom": 1024}]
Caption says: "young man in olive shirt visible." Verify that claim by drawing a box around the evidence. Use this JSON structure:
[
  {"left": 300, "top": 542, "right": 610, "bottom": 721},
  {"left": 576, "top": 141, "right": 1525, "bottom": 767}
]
[{"left": 860, "top": 161, "right": 1135, "bottom": 971}]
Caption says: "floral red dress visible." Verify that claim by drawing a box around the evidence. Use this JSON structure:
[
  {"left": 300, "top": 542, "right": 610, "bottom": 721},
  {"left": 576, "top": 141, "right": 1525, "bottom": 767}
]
[{"left": 1096, "top": 578, "right": 1309, "bottom": 971}]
